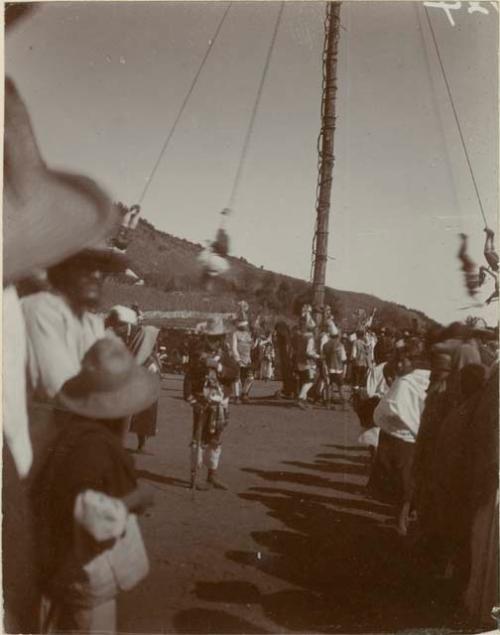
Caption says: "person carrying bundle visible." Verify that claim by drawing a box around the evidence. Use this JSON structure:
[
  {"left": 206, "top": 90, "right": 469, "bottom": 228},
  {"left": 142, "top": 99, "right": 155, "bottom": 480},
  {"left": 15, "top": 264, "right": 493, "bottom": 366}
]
[{"left": 33, "top": 338, "right": 159, "bottom": 633}]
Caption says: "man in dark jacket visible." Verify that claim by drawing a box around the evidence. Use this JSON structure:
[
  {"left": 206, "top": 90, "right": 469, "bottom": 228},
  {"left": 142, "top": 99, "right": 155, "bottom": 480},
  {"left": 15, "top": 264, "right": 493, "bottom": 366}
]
[{"left": 186, "top": 317, "right": 239, "bottom": 490}]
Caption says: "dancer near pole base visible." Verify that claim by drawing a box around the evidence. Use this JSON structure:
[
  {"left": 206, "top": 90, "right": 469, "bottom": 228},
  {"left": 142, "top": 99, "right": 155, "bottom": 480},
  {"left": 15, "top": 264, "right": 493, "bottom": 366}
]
[
  {"left": 232, "top": 301, "right": 254, "bottom": 403},
  {"left": 186, "top": 317, "right": 239, "bottom": 490}
]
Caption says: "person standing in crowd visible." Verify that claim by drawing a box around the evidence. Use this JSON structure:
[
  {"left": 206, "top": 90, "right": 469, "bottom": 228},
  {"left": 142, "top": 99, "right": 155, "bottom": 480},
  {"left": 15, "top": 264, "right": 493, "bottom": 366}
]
[
  {"left": 461, "top": 364, "right": 498, "bottom": 628},
  {"left": 2, "top": 76, "right": 121, "bottom": 633},
  {"left": 259, "top": 330, "right": 275, "bottom": 381},
  {"left": 412, "top": 351, "right": 455, "bottom": 562},
  {"left": 355, "top": 344, "right": 393, "bottom": 435},
  {"left": 322, "top": 331, "right": 348, "bottom": 410},
  {"left": 181, "top": 338, "right": 190, "bottom": 370},
  {"left": 105, "top": 304, "right": 139, "bottom": 345},
  {"left": 23, "top": 243, "right": 128, "bottom": 402},
  {"left": 231, "top": 302, "right": 254, "bottom": 404},
  {"left": 158, "top": 345, "right": 169, "bottom": 373},
  {"left": 22, "top": 243, "right": 128, "bottom": 477},
  {"left": 128, "top": 326, "right": 162, "bottom": 453},
  {"left": 343, "top": 332, "right": 354, "bottom": 386},
  {"left": 33, "top": 338, "right": 159, "bottom": 633},
  {"left": 294, "top": 313, "right": 319, "bottom": 410},
  {"left": 417, "top": 364, "right": 487, "bottom": 584},
  {"left": 374, "top": 327, "right": 394, "bottom": 365},
  {"left": 350, "top": 330, "right": 370, "bottom": 390},
  {"left": 313, "top": 314, "right": 337, "bottom": 405},
  {"left": 433, "top": 322, "right": 482, "bottom": 405},
  {"left": 321, "top": 305, "right": 339, "bottom": 341},
  {"left": 365, "top": 329, "right": 378, "bottom": 368},
  {"left": 186, "top": 317, "right": 239, "bottom": 490},
  {"left": 274, "top": 320, "right": 296, "bottom": 398},
  {"left": 131, "top": 302, "right": 144, "bottom": 323},
  {"left": 371, "top": 346, "right": 430, "bottom": 535}
]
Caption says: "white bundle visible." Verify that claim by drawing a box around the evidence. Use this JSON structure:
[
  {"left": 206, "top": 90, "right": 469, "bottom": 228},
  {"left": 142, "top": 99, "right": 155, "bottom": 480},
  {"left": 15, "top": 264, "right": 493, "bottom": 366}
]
[{"left": 198, "top": 247, "right": 230, "bottom": 277}]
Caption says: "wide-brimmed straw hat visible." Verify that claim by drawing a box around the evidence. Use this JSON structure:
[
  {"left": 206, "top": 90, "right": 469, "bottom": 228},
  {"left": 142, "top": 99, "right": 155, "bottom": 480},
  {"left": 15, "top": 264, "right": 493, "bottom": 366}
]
[
  {"left": 3, "top": 78, "right": 120, "bottom": 284},
  {"left": 235, "top": 300, "right": 249, "bottom": 327},
  {"left": 61, "top": 242, "right": 130, "bottom": 274},
  {"left": 203, "top": 316, "right": 228, "bottom": 337},
  {"left": 431, "top": 352, "right": 452, "bottom": 374},
  {"left": 58, "top": 338, "right": 160, "bottom": 419},
  {"left": 109, "top": 305, "right": 138, "bottom": 326}
]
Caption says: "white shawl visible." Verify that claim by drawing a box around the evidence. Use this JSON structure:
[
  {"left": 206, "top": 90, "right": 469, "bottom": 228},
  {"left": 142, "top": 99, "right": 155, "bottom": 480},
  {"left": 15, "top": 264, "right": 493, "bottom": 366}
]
[{"left": 373, "top": 369, "right": 430, "bottom": 443}]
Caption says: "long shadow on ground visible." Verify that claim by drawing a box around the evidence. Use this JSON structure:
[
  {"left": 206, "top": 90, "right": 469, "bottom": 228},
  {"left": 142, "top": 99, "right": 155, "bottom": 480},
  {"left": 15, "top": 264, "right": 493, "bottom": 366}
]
[
  {"left": 223, "top": 446, "right": 458, "bottom": 633},
  {"left": 136, "top": 468, "right": 191, "bottom": 489},
  {"left": 173, "top": 445, "right": 460, "bottom": 633},
  {"left": 173, "top": 607, "right": 270, "bottom": 634}
]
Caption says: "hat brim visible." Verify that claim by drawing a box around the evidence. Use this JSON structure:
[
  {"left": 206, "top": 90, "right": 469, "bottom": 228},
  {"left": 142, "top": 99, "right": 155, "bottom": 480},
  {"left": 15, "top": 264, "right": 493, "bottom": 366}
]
[
  {"left": 205, "top": 330, "right": 227, "bottom": 337},
  {"left": 3, "top": 79, "right": 120, "bottom": 284},
  {"left": 77, "top": 247, "right": 129, "bottom": 273},
  {"left": 58, "top": 364, "right": 160, "bottom": 419}
]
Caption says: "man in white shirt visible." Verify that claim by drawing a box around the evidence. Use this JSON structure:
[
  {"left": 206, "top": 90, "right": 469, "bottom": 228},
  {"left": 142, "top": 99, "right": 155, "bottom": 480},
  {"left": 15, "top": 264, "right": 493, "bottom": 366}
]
[
  {"left": 23, "top": 248, "right": 127, "bottom": 401},
  {"left": 22, "top": 247, "right": 128, "bottom": 489},
  {"left": 373, "top": 365, "right": 430, "bottom": 535}
]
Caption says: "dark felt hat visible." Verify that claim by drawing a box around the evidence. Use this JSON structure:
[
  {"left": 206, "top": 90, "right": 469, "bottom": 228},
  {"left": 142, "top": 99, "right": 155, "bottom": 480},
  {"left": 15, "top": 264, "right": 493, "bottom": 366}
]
[{"left": 58, "top": 337, "right": 160, "bottom": 419}]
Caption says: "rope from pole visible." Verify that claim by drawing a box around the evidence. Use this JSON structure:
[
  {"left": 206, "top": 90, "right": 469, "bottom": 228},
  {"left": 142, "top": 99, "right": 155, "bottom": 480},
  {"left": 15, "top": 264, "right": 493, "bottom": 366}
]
[
  {"left": 226, "top": 2, "right": 285, "bottom": 209},
  {"left": 138, "top": 3, "right": 232, "bottom": 206},
  {"left": 423, "top": 5, "right": 490, "bottom": 229}
]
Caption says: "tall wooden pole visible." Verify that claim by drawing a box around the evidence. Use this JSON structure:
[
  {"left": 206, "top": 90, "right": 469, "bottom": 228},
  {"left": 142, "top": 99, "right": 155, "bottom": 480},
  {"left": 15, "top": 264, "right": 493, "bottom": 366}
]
[{"left": 312, "top": 2, "right": 341, "bottom": 322}]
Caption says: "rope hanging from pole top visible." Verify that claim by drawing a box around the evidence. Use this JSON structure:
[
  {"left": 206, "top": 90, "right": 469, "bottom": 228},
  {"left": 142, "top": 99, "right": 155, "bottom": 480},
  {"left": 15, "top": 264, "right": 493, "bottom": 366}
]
[
  {"left": 137, "top": 2, "right": 232, "bottom": 207},
  {"left": 422, "top": 6, "right": 498, "bottom": 306},
  {"left": 423, "top": 5, "right": 490, "bottom": 230},
  {"left": 226, "top": 1, "right": 285, "bottom": 210},
  {"left": 199, "top": 2, "right": 284, "bottom": 288}
]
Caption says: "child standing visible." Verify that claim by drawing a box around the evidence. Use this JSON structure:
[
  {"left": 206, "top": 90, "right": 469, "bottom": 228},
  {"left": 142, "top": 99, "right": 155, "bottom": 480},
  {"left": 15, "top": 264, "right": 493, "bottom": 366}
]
[{"left": 34, "top": 338, "right": 159, "bottom": 633}]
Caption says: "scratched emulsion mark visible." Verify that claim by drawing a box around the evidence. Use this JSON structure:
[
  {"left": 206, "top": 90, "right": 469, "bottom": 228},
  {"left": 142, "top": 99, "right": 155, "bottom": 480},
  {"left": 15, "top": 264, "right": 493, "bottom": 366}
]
[{"left": 423, "top": 1, "right": 499, "bottom": 27}]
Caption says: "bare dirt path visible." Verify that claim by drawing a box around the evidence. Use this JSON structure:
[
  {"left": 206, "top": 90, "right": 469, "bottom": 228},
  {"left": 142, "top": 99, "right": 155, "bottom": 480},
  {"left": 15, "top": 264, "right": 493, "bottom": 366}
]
[{"left": 118, "top": 375, "right": 454, "bottom": 634}]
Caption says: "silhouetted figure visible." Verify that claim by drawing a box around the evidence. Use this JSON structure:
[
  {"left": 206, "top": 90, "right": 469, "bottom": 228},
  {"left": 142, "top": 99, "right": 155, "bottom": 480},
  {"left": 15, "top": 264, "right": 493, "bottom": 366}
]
[
  {"left": 458, "top": 234, "right": 480, "bottom": 297},
  {"left": 483, "top": 228, "right": 499, "bottom": 273}
]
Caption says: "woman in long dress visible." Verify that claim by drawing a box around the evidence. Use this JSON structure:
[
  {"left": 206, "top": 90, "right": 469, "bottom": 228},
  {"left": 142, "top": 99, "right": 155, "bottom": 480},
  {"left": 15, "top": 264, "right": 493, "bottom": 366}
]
[{"left": 129, "top": 326, "right": 161, "bottom": 452}]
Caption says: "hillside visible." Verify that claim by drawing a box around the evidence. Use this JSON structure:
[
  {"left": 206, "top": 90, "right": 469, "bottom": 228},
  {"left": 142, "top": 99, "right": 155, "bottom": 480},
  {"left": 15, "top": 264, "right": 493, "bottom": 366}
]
[{"left": 105, "top": 218, "right": 438, "bottom": 331}]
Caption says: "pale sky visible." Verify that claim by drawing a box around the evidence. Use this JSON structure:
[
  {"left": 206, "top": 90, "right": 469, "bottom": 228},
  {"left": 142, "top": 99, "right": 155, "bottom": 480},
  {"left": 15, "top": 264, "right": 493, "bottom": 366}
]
[{"left": 5, "top": 1, "right": 499, "bottom": 324}]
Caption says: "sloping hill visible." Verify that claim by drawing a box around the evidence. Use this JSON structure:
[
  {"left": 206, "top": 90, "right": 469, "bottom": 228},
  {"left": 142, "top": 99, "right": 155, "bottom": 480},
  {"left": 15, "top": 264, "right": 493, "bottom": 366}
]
[{"left": 105, "top": 218, "right": 437, "bottom": 331}]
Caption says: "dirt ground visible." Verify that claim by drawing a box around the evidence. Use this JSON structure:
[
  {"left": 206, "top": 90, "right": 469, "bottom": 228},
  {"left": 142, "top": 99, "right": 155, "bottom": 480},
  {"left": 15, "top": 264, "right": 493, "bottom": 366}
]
[{"left": 118, "top": 375, "right": 461, "bottom": 634}]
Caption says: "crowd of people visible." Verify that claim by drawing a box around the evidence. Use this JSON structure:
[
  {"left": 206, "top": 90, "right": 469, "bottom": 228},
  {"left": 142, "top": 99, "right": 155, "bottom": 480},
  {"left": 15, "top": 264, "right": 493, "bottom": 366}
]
[
  {"left": 3, "top": 75, "right": 498, "bottom": 635},
  {"left": 3, "top": 78, "right": 164, "bottom": 633},
  {"left": 351, "top": 319, "right": 498, "bottom": 628},
  {"left": 176, "top": 300, "right": 499, "bottom": 628}
]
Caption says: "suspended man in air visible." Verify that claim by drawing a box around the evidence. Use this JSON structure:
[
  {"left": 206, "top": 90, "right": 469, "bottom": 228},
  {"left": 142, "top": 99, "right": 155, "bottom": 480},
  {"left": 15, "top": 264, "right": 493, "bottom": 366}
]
[
  {"left": 458, "top": 230, "right": 499, "bottom": 305},
  {"left": 198, "top": 208, "right": 232, "bottom": 289}
]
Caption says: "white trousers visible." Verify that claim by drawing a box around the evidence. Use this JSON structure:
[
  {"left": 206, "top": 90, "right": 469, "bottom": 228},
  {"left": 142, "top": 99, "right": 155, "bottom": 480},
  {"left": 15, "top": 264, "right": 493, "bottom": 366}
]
[{"left": 190, "top": 443, "right": 222, "bottom": 470}]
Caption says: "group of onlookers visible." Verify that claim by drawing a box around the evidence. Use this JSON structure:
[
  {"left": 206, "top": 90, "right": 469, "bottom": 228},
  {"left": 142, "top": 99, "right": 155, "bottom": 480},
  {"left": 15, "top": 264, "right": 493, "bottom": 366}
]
[
  {"left": 4, "top": 62, "right": 497, "bottom": 634},
  {"left": 4, "top": 78, "right": 159, "bottom": 633},
  {"left": 353, "top": 320, "right": 498, "bottom": 629},
  {"left": 271, "top": 305, "right": 426, "bottom": 412}
]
